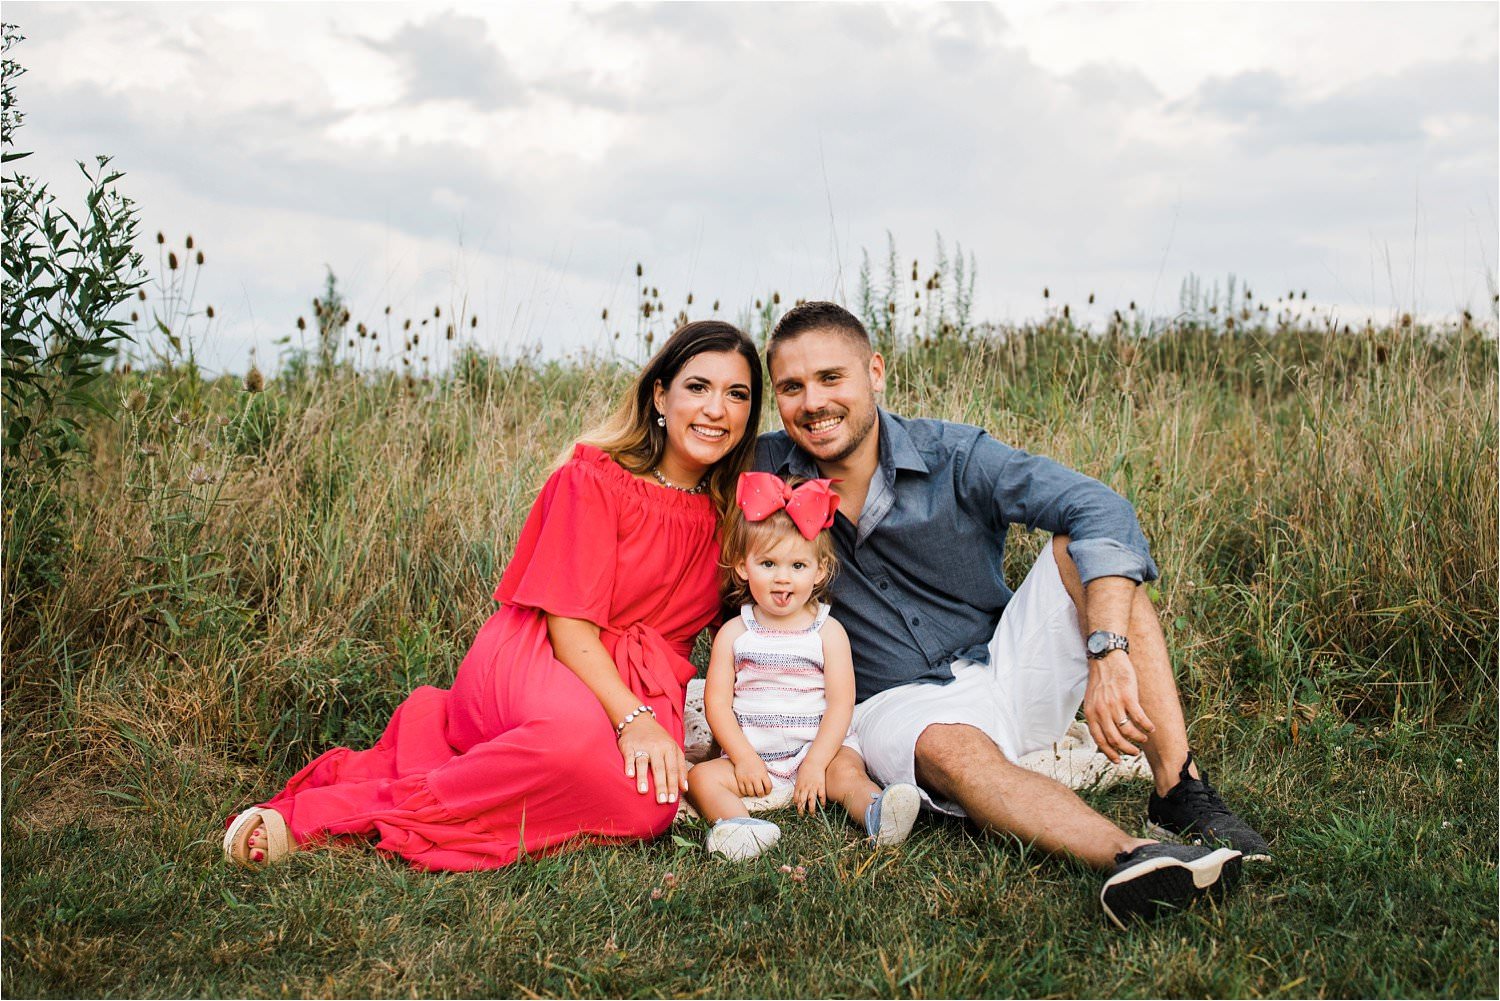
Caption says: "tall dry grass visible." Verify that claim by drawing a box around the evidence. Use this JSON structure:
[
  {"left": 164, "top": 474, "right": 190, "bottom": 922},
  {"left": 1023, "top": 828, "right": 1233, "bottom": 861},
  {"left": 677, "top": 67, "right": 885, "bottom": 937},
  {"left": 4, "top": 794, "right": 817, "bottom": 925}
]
[{"left": 2, "top": 316, "right": 1494, "bottom": 817}]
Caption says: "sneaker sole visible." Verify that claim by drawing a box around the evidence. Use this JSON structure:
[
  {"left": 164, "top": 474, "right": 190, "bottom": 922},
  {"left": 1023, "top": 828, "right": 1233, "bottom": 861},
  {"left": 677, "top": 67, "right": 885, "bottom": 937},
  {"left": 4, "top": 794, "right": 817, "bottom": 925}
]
[
  {"left": 1144, "top": 822, "right": 1272, "bottom": 863},
  {"left": 1099, "top": 847, "right": 1242, "bottom": 930},
  {"left": 871, "top": 784, "right": 921, "bottom": 847},
  {"left": 706, "top": 821, "right": 781, "bottom": 861}
]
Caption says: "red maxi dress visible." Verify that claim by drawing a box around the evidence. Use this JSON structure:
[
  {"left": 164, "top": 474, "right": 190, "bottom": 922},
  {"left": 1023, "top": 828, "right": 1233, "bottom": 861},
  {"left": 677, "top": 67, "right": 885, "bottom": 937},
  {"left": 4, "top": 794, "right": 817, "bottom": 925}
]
[{"left": 252, "top": 445, "right": 721, "bottom": 871}]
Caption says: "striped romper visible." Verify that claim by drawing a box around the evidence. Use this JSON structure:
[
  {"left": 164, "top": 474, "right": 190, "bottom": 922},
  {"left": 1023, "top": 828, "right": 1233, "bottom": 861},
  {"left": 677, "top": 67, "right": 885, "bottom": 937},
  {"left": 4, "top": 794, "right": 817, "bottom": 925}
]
[{"left": 728, "top": 602, "right": 834, "bottom": 788}]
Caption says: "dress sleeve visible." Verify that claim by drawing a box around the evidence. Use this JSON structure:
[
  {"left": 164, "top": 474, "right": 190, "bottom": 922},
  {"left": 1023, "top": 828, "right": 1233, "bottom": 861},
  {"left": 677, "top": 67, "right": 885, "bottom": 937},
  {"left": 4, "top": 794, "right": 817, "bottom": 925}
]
[{"left": 494, "top": 451, "right": 620, "bottom": 627}]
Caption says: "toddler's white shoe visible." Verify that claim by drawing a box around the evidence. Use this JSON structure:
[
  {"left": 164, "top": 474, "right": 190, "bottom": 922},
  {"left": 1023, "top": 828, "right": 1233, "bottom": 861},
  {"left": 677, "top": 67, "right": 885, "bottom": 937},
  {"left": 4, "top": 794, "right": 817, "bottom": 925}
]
[
  {"left": 865, "top": 783, "right": 921, "bottom": 847},
  {"left": 706, "top": 817, "right": 781, "bottom": 860}
]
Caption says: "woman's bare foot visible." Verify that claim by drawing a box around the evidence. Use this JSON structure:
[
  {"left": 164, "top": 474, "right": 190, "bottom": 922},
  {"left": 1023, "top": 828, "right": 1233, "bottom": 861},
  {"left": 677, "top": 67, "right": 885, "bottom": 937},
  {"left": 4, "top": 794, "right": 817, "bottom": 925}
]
[{"left": 223, "top": 807, "right": 291, "bottom": 865}]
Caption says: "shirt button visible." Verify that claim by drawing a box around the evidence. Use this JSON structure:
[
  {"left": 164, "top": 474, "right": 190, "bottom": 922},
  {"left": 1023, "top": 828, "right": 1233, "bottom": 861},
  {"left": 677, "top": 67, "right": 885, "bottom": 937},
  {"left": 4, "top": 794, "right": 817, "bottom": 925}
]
[
  {"left": 878, "top": 581, "right": 889, "bottom": 591},
  {"left": 911, "top": 616, "right": 921, "bottom": 626}
]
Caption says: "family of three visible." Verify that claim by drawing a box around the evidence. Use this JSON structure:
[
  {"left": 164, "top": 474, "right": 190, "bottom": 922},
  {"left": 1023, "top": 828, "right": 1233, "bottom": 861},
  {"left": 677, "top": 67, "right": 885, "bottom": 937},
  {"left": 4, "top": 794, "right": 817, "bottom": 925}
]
[{"left": 224, "top": 303, "right": 1267, "bottom": 928}]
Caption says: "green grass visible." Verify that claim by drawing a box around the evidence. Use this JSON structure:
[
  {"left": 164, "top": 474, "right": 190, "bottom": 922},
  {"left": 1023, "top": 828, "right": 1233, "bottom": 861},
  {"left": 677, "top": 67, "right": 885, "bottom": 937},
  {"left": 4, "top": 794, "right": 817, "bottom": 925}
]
[{"left": 3, "top": 316, "right": 1496, "bottom": 998}]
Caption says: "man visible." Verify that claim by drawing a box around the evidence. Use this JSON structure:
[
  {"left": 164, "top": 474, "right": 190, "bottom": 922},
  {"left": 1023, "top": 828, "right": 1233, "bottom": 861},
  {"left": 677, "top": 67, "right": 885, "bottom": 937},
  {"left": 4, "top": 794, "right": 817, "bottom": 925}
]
[{"left": 755, "top": 301, "right": 1267, "bottom": 929}]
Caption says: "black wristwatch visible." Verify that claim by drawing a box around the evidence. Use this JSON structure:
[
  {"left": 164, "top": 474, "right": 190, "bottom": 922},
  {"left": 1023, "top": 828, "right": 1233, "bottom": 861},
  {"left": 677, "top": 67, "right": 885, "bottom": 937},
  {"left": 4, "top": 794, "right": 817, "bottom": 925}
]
[{"left": 1085, "top": 630, "right": 1130, "bottom": 659}]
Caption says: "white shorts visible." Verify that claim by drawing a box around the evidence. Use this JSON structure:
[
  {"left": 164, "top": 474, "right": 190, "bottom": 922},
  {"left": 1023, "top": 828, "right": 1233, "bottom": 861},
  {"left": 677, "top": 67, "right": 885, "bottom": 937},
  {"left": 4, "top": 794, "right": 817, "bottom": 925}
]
[{"left": 842, "top": 543, "right": 1089, "bottom": 816}]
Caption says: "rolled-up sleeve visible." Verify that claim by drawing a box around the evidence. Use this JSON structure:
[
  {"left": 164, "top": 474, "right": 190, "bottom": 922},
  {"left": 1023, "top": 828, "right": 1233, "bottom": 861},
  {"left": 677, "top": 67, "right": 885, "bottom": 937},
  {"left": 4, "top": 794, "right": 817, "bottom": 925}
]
[{"left": 959, "top": 434, "right": 1159, "bottom": 585}]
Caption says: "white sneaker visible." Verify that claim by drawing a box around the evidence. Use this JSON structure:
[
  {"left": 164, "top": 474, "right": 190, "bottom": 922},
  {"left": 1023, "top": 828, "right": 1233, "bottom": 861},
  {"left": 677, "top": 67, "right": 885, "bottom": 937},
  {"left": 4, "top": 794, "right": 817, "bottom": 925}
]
[
  {"left": 865, "top": 783, "right": 921, "bottom": 847},
  {"left": 705, "top": 817, "right": 782, "bottom": 860}
]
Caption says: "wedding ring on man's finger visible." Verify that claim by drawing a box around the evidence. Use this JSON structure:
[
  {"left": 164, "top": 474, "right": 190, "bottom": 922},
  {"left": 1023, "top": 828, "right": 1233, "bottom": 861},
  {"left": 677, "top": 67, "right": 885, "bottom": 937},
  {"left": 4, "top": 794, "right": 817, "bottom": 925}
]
[{"left": 1117, "top": 717, "right": 1131, "bottom": 728}]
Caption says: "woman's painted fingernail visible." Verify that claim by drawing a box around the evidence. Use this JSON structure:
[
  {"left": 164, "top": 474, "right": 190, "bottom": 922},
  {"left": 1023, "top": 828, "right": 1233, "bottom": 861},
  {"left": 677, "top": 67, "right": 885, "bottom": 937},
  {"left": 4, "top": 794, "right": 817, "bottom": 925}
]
[{"left": 251, "top": 850, "right": 264, "bottom": 861}]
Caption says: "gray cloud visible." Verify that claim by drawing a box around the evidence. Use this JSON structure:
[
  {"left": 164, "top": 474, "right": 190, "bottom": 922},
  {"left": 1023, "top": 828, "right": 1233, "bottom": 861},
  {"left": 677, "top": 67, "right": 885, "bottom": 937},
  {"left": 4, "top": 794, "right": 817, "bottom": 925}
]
[{"left": 362, "top": 10, "right": 524, "bottom": 107}]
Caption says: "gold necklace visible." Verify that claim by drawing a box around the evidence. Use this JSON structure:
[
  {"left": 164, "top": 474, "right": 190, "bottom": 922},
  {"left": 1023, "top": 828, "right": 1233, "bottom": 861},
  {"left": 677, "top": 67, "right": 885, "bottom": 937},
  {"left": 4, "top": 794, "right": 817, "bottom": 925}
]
[{"left": 651, "top": 467, "right": 706, "bottom": 494}]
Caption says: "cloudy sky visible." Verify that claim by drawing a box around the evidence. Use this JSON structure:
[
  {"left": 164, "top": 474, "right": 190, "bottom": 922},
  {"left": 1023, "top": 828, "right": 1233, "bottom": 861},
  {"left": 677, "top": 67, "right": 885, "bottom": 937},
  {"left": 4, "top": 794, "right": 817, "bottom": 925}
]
[{"left": 8, "top": 2, "right": 1497, "bottom": 374}]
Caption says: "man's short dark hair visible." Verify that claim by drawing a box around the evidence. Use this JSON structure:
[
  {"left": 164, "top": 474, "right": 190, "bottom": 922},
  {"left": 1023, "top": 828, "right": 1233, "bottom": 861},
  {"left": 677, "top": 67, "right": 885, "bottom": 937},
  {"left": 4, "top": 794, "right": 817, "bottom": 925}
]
[{"left": 766, "top": 301, "right": 873, "bottom": 365}]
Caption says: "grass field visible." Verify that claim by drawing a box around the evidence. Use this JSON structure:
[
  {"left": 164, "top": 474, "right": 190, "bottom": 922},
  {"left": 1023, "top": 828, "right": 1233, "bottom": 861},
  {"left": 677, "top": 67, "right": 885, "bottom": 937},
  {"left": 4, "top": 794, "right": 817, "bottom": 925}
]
[{"left": 3, "top": 311, "right": 1496, "bottom": 998}]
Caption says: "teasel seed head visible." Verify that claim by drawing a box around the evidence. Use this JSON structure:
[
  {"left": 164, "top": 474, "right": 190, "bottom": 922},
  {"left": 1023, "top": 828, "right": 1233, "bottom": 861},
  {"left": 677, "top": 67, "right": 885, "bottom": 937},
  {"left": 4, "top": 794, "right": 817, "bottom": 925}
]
[
  {"left": 446, "top": 324, "right": 454, "bottom": 340},
  {"left": 131, "top": 311, "right": 139, "bottom": 322},
  {"left": 124, "top": 390, "right": 147, "bottom": 413},
  {"left": 206, "top": 305, "right": 214, "bottom": 319},
  {"left": 404, "top": 319, "right": 412, "bottom": 331},
  {"left": 772, "top": 292, "right": 780, "bottom": 305},
  {"left": 602, "top": 308, "right": 609, "bottom": 321},
  {"left": 168, "top": 252, "right": 179, "bottom": 270},
  {"left": 156, "top": 232, "right": 165, "bottom": 244},
  {"left": 245, "top": 366, "right": 264, "bottom": 393},
  {"left": 188, "top": 465, "right": 213, "bottom": 485},
  {"left": 196, "top": 250, "right": 204, "bottom": 265},
  {"left": 1042, "top": 287, "right": 1049, "bottom": 299},
  {"left": 470, "top": 316, "right": 477, "bottom": 328},
  {"left": 297, "top": 316, "right": 306, "bottom": 331},
  {"left": 138, "top": 289, "right": 147, "bottom": 301},
  {"left": 434, "top": 306, "right": 441, "bottom": 318},
  {"left": 685, "top": 293, "right": 693, "bottom": 305},
  {"left": 636, "top": 263, "right": 643, "bottom": 277},
  {"left": 185, "top": 234, "right": 194, "bottom": 249}
]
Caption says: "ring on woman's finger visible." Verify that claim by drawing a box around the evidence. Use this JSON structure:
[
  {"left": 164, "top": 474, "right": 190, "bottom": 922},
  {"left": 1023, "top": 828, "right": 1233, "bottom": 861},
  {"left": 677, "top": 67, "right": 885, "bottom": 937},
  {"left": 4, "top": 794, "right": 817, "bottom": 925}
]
[
  {"left": 633, "top": 750, "right": 649, "bottom": 758},
  {"left": 1116, "top": 717, "right": 1130, "bottom": 728}
]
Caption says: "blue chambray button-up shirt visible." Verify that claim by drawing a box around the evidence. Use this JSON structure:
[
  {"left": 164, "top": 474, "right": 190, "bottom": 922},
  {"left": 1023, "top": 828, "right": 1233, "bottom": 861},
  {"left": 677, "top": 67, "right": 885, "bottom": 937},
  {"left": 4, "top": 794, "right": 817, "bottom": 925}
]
[{"left": 755, "top": 410, "right": 1160, "bottom": 704}]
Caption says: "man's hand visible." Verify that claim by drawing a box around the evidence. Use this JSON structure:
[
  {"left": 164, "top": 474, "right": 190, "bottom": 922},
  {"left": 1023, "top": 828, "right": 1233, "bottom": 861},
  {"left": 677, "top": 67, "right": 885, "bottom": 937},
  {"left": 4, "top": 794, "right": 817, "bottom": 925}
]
[{"left": 1083, "top": 650, "right": 1155, "bottom": 762}]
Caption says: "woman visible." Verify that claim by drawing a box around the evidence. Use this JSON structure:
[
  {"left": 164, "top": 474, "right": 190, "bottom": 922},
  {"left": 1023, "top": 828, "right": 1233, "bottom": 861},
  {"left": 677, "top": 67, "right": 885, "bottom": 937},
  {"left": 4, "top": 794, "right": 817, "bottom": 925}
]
[{"left": 225, "top": 320, "right": 763, "bottom": 871}]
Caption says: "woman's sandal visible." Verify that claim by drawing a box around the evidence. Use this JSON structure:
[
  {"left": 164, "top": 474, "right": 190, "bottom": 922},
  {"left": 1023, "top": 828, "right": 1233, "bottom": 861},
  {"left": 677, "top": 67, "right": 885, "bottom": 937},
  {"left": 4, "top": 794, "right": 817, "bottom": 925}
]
[{"left": 223, "top": 807, "right": 291, "bottom": 866}]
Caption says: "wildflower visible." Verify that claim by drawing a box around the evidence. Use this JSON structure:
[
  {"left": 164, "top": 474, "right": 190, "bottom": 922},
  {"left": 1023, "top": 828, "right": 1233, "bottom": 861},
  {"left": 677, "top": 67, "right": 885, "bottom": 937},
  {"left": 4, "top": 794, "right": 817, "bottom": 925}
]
[
  {"left": 188, "top": 465, "right": 213, "bottom": 485},
  {"left": 1442, "top": 821, "right": 1452, "bottom": 829},
  {"left": 778, "top": 865, "right": 792, "bottom": 874},
  {"left": 171, "top": 411, "right": 190, "bottom": 427},
  {"left": 649, "top": 888, "right": 664, "bottom": 900},
  {"left": 1455, "top": 758, "right": 1465, "bottom": 767},
  {"left": 794, "top": 865, "right": 806, "bottom": 876},
  {"left": 245, "top": 366, "right": 264, "bottom": 393},
  {"left": 790, "top": 870, "right": 805, "bottom": 884},
  {"left": 662, "top": 872, "right": 679, "bottom": 888}
]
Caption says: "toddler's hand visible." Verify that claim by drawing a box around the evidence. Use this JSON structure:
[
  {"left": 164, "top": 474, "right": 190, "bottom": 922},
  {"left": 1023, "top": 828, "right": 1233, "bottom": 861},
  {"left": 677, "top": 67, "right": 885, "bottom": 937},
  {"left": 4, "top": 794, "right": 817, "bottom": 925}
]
[
  {"left": 794, "top": 766, "right": 827, "bottom": 814},
  {"left": 732, "top": 756, "right": 772, "bottom": 798}
]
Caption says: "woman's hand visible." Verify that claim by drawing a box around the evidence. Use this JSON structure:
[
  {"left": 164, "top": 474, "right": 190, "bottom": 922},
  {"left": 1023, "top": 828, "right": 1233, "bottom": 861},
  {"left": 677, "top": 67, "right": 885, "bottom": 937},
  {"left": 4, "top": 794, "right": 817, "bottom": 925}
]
[
  {"left": 618, "top": 714, "right": 687, "bottom": 804},
  {"left": 731, "top": 755, "right": 773, "bottom": 798},
  {"left": 793, "top": 764, "right": 827, "bottom": 814}
]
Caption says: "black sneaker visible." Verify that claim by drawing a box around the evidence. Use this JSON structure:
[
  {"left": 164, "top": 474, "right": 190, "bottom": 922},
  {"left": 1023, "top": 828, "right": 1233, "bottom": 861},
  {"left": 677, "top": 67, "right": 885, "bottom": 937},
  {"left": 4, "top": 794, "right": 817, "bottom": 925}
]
[
  {"left": 1099, "top": 842, "right": 1242, "bottom": 930},
  {"left": 1148, "top": 755, "right": 1271, "bottom": 861}
]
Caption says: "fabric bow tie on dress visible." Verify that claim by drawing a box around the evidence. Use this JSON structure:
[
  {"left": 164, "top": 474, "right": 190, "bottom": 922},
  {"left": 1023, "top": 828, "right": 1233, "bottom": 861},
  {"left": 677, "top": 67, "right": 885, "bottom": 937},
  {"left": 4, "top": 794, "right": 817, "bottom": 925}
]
[{"left": 736, "top": 472, "right": 841, "bottom": 540}]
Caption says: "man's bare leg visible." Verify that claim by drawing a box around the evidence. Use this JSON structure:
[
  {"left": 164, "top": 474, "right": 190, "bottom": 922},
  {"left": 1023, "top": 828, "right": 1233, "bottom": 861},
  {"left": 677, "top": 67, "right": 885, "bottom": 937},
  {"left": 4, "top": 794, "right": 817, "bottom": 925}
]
[
  {"left": 1051, "top": 535, "right": 1195, "bottom": 796},
  {"left": 913, "top": 723, "right": 1152, "bottom": 869}
]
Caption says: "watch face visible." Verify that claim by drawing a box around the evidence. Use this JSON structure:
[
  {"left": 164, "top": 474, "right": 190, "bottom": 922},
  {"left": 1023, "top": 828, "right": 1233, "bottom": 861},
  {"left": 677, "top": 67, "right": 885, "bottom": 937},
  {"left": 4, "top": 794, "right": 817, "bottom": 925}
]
[{"left": 1087, "top": 633, "right": 1108, "bottom": 655}]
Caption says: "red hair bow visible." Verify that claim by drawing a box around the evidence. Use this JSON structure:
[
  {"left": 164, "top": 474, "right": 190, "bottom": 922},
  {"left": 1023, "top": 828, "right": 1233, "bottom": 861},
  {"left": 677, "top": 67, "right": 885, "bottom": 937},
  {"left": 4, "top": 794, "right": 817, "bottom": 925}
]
[{"left": 737, "top": 472, "right": 841, "bottom": 540}]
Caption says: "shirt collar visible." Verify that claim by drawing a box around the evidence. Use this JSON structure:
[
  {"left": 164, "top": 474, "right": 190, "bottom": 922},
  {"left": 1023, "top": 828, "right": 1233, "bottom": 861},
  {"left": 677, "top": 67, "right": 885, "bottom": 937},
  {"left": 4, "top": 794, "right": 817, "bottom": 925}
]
[{"left": 781, "top": 408, "right": 930, "bottom": 480}]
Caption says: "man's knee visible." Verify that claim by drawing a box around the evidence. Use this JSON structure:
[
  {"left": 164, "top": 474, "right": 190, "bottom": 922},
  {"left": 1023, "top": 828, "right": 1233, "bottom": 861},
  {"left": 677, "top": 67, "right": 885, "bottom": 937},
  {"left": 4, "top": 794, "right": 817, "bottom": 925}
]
[{"left": 914, "top": 723, "right": 1007, "bottom": 795}]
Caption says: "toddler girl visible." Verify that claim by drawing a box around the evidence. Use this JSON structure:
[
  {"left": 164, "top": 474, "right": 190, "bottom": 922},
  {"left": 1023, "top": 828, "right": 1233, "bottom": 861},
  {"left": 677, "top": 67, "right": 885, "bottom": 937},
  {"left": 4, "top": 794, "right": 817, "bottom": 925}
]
[{"left": 686, "top": 472, "right": 920, "bottom": 860}]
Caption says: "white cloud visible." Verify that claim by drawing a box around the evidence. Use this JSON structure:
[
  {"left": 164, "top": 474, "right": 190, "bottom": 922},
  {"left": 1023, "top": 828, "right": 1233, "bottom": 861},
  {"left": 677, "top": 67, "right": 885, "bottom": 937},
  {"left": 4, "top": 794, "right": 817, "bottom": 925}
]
[{"left": 5, "top": 1, "right": 1495, "bottom": 374}]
